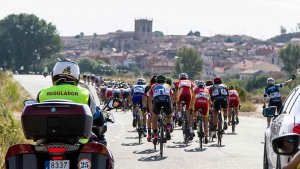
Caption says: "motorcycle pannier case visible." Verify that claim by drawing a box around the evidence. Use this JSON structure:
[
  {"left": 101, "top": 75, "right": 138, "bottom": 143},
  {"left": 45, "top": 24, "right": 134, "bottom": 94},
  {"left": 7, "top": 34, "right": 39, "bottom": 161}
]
[{"left": 21, "top": 102, "right": 93, "bottom": 140}]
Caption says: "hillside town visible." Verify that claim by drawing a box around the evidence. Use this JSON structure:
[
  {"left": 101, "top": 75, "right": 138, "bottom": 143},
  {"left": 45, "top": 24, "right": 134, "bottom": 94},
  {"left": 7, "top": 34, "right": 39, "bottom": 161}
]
[{"left": 61, "top": 19, "right": 300, "bottom": 79}]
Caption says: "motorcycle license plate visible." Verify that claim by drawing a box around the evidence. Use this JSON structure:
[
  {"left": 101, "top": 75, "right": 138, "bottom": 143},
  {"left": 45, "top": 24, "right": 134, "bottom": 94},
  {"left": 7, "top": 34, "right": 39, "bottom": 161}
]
[{"left": 45, "top": 160, "right": 70, "bottom": 169}]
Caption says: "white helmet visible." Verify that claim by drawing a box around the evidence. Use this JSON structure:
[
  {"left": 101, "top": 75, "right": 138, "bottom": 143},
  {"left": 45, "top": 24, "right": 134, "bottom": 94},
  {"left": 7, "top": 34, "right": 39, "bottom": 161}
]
[
  {"left": 52, "top": 60, "right": 80, "bottom": 85},
  {"left": 267, "top": 77, "right": 275, "bottom": 85},
  {"left": 196, "top": 80, "right": 205, "bottom": 87},
  {"left": 136, "top": 78, "right": 146, "bottom": 85},
  {"left": 179, "top": 73, "right": 188, "bottom": 80}
]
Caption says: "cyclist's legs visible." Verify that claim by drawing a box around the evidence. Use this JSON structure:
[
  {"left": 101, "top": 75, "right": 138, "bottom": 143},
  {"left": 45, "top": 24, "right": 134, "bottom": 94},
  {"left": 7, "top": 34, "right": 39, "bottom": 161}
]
[
  {"left": 196, "top": 103, "right": 209, "bottom": 137},
  {"left": 213, "top": 101, "right": 221, "bottom": 129}
]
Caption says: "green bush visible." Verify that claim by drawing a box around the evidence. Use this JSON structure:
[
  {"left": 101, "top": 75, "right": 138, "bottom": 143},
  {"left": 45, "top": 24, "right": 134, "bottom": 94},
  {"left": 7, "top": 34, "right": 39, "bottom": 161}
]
[
  {"left": 0, "top": 71, "right": 30, "bottom": 168},
  {"left": 240, "top": 101, "right": 257, "bottom": 112}
]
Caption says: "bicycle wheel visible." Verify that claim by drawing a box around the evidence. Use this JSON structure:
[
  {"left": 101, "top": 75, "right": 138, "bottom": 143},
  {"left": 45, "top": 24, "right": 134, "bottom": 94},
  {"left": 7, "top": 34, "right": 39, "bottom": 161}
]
[
  {"left": 231, "top": 109, "right": 235, "bottom": 133},
  {"left": 217, "top": 111, "right": 223, "bottom": 146},
  {"left": 198, "top": 113, "right": 203, "bottom": 149},
  {"left": 136, "top": 111, "right": 142, "bottom": 143},
  {"left": 159, "top": 119, "right": 164, "bottom": 157},
  {"left": 217, "top": 129, "right": 222, "bottom": 146}
]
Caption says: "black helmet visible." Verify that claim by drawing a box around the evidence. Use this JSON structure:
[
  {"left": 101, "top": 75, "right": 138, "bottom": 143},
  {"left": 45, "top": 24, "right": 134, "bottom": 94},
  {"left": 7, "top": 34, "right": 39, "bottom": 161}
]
[
  {"left": 150, "top": 75, "right": 157, "bottom": 84},
  {"left": 156, "top": 74, "right": 166, "bottom": 83},
  {"left": 166, "top": 77, "right": 172, "bottom": 86}
]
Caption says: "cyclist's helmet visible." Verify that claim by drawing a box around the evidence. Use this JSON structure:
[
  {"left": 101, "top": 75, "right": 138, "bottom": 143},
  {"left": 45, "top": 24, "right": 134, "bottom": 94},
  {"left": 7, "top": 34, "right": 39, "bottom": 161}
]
[
  {"left": 166, "top": 77, "right": 172, "bottom": 86},
  {"left": 156, "top": 74, "right": 166, "bottom": 83},
  {"left": 197, "top": 80, "right": 205, "bottom": 88},
  {"left": 150, "top": 75, "right": 157, "bottom": 84},
  {"left": 179, "top": 73, "right": 188, "bottom": 80},
  {"left": 213, "top": 77, "right": 222, "bottom": 85},
  {"left": 267, "top": 77, "right": 275, "bottom": 85},
  {"left": 206, "top": 80, "right": 213, "bottom": 86},
  {"left": 52, "top": 60, "right": 80, "bottom": 85},
  {"left": 228, "top": 85, "right": 235, "bottom": 90},
  {"left": 82, "top": 74, "right": 87, "bottom": 79},
  {"left": 137, "top": 78, "right": 146, "bottom": 85},
  {"left": 194, "top": 80, "right": 200, "bottom": 85}
]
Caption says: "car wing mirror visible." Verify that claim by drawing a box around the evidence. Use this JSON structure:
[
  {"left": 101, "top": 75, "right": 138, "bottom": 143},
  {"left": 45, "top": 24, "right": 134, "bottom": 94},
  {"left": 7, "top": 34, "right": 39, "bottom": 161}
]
[
  {"left": 262, "top": 106, "right": 277, "bottom": 117},
  {"left": 272, "top": 133, "right": 300, "bottom": 155},
  {"left": 23, "top": 99, "right": 37, "bottom": 106}
]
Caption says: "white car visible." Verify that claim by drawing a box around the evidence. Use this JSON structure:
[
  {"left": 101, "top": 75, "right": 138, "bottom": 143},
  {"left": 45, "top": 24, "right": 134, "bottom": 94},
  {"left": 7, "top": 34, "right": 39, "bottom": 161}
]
[{"left": 263, "top": 85, "right": 300, "bottom": 169}]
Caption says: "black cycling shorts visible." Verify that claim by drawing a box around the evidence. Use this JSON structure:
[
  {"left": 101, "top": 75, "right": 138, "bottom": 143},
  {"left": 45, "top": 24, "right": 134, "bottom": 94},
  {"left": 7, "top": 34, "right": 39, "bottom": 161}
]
[
  {"left": 153, "top": 96, "right": 172, "bottom": 115},
  {"left": 213, "top": 97, "right": 228, "bottom": 111}
]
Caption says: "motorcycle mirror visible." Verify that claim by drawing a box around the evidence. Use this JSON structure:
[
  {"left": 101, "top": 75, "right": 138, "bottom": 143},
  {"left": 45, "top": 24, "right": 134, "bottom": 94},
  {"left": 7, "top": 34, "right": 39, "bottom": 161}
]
[
  {"left": 272, "top": 133, "right": 300, "bottom": 155},
  {"left": 262, "top": 106, "right": 277, "bottom": 117},
  {"left": 107, "top": 99, "right": 122, "bottom": 110},
  {"left": 23, "top": 99, "right": 37, "bottom": 106}
]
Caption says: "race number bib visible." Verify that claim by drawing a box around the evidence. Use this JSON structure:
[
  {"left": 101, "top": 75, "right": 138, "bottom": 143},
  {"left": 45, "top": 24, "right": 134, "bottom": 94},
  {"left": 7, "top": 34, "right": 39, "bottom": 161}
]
[
  {"left": 195, "top": 92, "right": 209, "bottom": 99},
  {"left": 153, "top": 88, "right": 170, "bottom": 97},
  {"left": 179, "top": 82, "right": 190, "bottom": 88},
  {"left": 134, "top": 86, "right": 144, "bottom": 93},
  {"left": 212, "top": 89, "right": 219, "bottom": 96}
]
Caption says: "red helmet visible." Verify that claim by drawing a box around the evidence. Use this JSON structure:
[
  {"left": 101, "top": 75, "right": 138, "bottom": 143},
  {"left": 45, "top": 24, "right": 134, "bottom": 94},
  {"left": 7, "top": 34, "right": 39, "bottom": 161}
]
[
  {"left": 206, "top": 80, "right": 213, "bottom": 86},
  {"left": 213, "top": 77, "right": 222, "bottom": 84}
]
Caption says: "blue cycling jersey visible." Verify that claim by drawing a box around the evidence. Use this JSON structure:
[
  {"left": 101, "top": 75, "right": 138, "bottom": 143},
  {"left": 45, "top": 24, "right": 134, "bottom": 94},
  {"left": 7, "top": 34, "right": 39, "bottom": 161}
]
[{"left": 264, "top": 84, "right": 283, "bottom": 102}]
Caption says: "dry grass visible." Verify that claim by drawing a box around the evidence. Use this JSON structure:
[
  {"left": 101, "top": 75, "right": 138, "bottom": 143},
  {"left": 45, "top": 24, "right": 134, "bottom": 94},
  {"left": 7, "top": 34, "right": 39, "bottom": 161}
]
[{"left": 0, "top": 71, "right": 30, "bottom": 168}]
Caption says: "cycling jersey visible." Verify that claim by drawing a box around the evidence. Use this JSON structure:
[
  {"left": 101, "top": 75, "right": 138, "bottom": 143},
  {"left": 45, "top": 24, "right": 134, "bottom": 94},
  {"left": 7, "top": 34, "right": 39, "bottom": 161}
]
[
  {"left": 193, "top": 87, "right": 210, "bottom": 117},
  {"left": 264, "top": 84, "right": 283, "bottom": 103},
  {"left": 105, "top": 87, "right": 113, "bottom": 98},
  {"left": 112, "top": 88, "right": 121, "bottom": 98},
  {"left": 228, "top": 89, "right": 240, "bottom": 108},
  {"left": 175, "top": 79, "right": 194, "bottom": 110},
  {"left": 131, "top": 84, "right": 146, "bottom": 107},
  {"left": 148, "top": 83, "right": 172, "bottom": 115},
  {"left": 209, "top": 84, "right": 229, "bottom": 110}
]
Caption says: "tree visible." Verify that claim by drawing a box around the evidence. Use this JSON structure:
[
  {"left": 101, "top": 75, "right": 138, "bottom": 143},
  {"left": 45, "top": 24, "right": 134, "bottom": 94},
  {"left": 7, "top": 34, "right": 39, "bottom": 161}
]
[
  {"left": 187, "top": 30, "right": 194, "bottom": 36},
  {"left": 174, "top": 47, "right": 203, "bottom": 79},
  {"left": 280, "top": 26, "right": 287, "bottom": 35},
  {"left": 279, "top": 44, "right": 300, "bottom": 74},
  {"left": 78, "top": 57, "right": 96, "bottom": 73},
  {"left": 194, "top": 31, "right": 201, "bottom": 37},
  {"left": 93, "top": 33, "right": 98, "bottom": 39},
  {"left": 153, "top": 31, "right": 164, "bottom": 37},
  {"left": 297, "top": 23, "right": 300, "bottom": 32},
  {"left": 0, "top": 13, "right": 61, "bottom": 72}
]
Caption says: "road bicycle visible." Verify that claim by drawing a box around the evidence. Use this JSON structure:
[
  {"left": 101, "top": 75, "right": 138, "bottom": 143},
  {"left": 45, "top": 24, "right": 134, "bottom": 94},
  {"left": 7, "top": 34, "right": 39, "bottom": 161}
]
[
  {"left": 181, "top": 101, "right": 190, "bottom": 145},
  {"left": 209, "top": 103, "right": 224, "bottom": 146},
  {"left": 153, "top": 105, "right": 167, "bottom": 157},
  {"left": 135, "top": 105, "right": 145, "bottom": 143},
  {"left": 229, "top": 104, "right": 236, "bottom": 133},
  {"left": 197, "top": 108, "right": 204, "bottom": 149}
]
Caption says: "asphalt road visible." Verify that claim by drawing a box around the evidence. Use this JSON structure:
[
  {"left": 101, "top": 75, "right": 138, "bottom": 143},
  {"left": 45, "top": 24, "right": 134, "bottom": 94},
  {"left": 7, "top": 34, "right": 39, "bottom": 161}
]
[{"left": 14, "top": 75, "right": 267, "bottom": 169}]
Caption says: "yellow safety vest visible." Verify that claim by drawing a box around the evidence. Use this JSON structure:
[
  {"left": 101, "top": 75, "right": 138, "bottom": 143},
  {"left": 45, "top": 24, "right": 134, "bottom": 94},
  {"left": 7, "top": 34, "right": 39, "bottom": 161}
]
[{"left": 38, "top": 84, "right": 89, "bottom": 104}]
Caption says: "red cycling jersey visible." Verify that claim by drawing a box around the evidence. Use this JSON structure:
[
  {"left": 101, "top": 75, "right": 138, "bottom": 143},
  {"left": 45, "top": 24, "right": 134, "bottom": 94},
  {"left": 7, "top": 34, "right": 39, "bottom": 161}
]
[
  {"left": 228, "top": 89, "right": 240, "bottom": 108},
  {"left": 175, "top": 79, "right": 194, "bottom": 110},
  {"left": 193, "top": 87, "right": 210, "bottom": 117}
]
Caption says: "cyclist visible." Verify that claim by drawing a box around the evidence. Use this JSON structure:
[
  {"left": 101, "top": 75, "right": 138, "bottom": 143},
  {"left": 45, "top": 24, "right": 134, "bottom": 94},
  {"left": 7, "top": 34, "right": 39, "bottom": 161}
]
[
  {"left": 112, "top": 85, "right": 121, "bottom": 99},
  {"left": 122, "top": 83, "right": 131, "bottom": 109},
  {"left": 143, "top": 75, "right": 157, "bottom": 142},
  {"left": 36, "top": 60, "right": 107, "bottom": 144},
  {"left": 131, "top": 78, "right": 147, "bottom": 135},
  {"left": 228, "top": 85, "right": 240, "bottom": 125},
  {"left": 192, "top": 80, "right": 210, "bottom": 144},
  {"left": 209, "top": 77, "right": 229, "bottom": 131},
  {"left": 148, "top": 75, "right": 173, "bottom": 142},
  {"left": 263, "top": 75, "right": 296, "bottom": 127},
  {"left": 205, "top": 80, "right": 214, "bottom": 89},
  {"left": 82, "top": 74, "right": 87, "bottom": 84},
  {"left": 105, "top": 84, "right": 113, "bottom": 103},
  {"left": 174, "top": 72, "right": 195, "bottom": 140}
]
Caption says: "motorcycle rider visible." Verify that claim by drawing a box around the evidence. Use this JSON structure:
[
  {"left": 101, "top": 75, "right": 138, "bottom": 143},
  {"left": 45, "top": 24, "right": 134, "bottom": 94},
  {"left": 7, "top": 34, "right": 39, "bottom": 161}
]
[{"left": 36, "top": 60, "right": 107, "bottom": 145}]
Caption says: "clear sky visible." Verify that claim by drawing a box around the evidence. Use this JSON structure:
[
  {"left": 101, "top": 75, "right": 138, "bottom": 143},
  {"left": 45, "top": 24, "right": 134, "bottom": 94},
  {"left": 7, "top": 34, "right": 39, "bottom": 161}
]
[{"left": 1, "top": 0, "right": 300, "bottom": 39}]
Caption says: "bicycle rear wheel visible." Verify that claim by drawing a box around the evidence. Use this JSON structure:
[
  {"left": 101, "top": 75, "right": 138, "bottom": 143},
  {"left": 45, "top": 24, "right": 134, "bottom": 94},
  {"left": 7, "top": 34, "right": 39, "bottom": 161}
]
[
  {"left": 217, "top": 129, "right": 222, "bottom": 146},
  {"left": 160, "top": 121, "right": 164, "bottom": 157},
  {"left": 199, "top": 117, "right": 203, "bottom": 149},
  {"left": 231, "top": 110, "right": 235, "bottom": 133},
  {"left": 136, "top": 111, "right": 142, "bottom": 143}
]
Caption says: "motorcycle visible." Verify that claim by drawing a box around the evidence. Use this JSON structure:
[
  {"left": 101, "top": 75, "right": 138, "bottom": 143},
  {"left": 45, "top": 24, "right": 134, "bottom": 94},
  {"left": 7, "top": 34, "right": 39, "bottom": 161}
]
[{"left": 5, "top": 99, "right": 119, "bottom": 169}]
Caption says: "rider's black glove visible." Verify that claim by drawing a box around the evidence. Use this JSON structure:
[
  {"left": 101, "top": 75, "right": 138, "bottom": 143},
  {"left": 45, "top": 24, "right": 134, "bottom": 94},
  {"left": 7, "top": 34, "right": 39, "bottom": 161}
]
[
  {"left": 262, "top": 105, "right": 266, "bottom": 109},
  {"left": 292, "top": 74, "right": 296, "bottom": 80}
]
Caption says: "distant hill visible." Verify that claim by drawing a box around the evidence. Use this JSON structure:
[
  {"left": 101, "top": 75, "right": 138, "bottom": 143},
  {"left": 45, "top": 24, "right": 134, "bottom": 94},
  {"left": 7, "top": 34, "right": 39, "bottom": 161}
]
[{"left": 268, "top": 32, "right": 300, "bottom": 43}]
